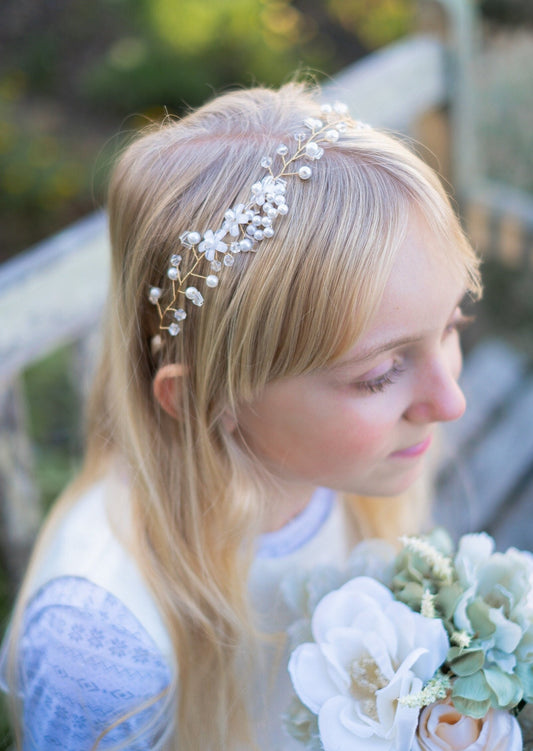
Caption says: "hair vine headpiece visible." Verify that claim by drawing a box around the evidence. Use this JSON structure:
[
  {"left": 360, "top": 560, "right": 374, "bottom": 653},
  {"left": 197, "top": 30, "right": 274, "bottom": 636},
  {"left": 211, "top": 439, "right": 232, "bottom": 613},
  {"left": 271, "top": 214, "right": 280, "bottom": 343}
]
[{"left": 148, "top": 101, "right": 370, "bottom": 341}]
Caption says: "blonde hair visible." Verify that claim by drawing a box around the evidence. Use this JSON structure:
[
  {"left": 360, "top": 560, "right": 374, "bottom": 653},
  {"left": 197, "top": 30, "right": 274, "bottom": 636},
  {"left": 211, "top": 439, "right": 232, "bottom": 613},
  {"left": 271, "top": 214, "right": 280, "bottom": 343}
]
[{"left": 9, "top": 83, "right": 481, "bottom": 750}]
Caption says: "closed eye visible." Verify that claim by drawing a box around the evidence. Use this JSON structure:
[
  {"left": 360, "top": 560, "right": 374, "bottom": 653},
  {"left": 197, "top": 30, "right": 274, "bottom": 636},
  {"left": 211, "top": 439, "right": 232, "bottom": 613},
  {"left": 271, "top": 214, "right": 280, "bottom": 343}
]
[{"left": 355, "top": 363, "right": 406, "bottom": 394}]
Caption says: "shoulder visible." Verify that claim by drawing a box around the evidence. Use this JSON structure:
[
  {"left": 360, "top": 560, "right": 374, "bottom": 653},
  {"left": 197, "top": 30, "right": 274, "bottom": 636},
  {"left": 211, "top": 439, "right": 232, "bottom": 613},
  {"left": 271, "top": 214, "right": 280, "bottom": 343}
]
[
  {"left": 27, "top": 477, "right": 172, "bottom": 658},
  {"left": 15, "top": 576, "right": 172, "bottom": 750}
]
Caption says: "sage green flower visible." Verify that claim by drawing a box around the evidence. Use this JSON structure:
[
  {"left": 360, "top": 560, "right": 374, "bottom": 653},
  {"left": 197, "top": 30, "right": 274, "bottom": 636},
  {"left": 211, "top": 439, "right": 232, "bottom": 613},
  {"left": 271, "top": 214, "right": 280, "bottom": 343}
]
[{"left": 449, "top": 534, "right": 533, "bottom": 715}]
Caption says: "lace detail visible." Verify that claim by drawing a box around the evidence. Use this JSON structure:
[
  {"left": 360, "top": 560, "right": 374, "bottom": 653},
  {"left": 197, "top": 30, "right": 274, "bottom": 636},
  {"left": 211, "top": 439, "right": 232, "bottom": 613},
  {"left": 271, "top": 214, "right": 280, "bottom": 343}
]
[{"left": 15, "top": 577, "right": 172, "bottom": 750}]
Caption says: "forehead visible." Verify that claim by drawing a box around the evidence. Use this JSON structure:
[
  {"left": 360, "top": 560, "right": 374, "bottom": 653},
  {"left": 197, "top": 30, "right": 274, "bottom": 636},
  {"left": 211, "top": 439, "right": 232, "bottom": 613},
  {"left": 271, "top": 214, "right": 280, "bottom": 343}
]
[{"left": 337, "top": 214, "right": 466, "bottom": 365}]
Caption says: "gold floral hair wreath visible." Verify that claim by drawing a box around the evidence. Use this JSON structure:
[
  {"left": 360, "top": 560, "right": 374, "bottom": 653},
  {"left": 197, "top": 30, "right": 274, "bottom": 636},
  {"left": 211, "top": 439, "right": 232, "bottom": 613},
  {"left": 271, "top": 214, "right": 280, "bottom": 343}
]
[{"left": 148, "top": 102, "right": 370, "bottom": 344}]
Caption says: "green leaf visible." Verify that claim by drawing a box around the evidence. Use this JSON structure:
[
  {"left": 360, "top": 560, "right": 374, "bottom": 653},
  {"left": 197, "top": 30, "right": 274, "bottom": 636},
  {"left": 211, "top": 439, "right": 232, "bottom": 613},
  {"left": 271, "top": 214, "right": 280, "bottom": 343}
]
[
  {"left": 451, "top": 693, "right": 491, "bottom": 718},
  {"left": 467, "top": 599, "right": 496, "bottom": 638},
  {"left": 448, "top": 647, "right": 485, "bottom": 676},
  {"left": 435, "top": 584, "right": 463, "bottom": 620},
  {"left": 453, "top": 671, "right": 491, "bottom": 702},
  {"left": 484, "top": 666, "right": 523, "bottom": 709}
]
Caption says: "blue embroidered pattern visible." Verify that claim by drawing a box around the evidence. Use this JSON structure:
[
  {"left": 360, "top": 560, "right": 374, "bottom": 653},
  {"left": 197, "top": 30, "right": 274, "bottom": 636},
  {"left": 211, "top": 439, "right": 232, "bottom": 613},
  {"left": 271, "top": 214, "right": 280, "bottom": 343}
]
[{"left": 14, "top": 577, "right": 171, "bottom": 750}]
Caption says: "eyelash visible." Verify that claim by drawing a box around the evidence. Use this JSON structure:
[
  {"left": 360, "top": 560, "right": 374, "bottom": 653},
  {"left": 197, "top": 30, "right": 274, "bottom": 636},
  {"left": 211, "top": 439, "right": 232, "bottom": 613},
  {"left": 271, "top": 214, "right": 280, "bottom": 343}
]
[
  {"left": 356, "top": 312, "right": 476, "bottom": 395},
  {"left": 356, "top": 363, "right": 406, "bottom": 394}
]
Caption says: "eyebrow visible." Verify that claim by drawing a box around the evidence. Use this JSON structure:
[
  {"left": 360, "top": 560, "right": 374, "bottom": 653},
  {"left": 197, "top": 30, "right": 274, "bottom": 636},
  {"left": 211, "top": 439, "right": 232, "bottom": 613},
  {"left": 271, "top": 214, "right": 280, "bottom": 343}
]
[{"left": 331, "top": 290, "right": 467, "bottom": 370}]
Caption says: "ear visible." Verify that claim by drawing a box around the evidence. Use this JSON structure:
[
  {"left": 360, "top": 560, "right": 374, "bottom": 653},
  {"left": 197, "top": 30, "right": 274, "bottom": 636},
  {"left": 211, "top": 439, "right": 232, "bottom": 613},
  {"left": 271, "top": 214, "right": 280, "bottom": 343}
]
[
  {"left": 153, "top": 363, "right": 187, "bottom": 419},
  {"left": 221, "top": 409, "right": 237, "bottom": 434}
]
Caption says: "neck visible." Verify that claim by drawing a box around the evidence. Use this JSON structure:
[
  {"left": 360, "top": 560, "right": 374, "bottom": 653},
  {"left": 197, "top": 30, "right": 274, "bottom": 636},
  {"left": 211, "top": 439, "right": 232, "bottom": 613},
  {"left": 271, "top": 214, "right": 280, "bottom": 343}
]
[{"left": 260, "top": 482, "right": 318, "bottom": 533}]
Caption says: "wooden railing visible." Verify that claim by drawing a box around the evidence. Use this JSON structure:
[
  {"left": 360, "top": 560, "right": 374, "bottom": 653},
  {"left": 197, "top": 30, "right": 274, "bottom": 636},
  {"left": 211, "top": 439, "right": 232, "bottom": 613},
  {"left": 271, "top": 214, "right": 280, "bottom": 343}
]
[{"left": 1, "top": 0, "right": 533, "bottom": 581}]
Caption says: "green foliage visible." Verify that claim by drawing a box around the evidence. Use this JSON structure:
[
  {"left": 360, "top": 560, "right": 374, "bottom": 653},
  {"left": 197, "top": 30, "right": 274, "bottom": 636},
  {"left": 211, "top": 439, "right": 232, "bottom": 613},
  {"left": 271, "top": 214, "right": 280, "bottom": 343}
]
[{"left": 23, "top": 346, "right": 83, "bottom": 511}]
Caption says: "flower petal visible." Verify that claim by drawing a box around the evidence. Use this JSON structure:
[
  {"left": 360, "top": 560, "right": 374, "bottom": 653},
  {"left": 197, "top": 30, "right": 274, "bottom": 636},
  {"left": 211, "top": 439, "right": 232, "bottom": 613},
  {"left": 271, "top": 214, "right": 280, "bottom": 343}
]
[{"left": 288, "top": 643, "right": 340, "bottom": 714}]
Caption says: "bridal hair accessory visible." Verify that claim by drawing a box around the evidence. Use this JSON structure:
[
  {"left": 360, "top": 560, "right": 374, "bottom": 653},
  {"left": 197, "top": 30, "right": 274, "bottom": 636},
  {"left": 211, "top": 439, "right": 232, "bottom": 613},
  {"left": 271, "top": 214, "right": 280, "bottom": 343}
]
[{"left": 148, "top": 102, "right": 370, "bottom": 339}]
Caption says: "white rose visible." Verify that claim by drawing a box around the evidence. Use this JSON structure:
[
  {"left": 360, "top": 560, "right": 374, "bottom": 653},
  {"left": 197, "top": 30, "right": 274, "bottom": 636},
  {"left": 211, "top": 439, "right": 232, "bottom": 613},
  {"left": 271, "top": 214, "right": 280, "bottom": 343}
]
[
  {"left": 288, "top": 577, "right": 449, "bottom": 751},
  {"left": 412, "top": 698, "right": 523, "bottom": 751}
]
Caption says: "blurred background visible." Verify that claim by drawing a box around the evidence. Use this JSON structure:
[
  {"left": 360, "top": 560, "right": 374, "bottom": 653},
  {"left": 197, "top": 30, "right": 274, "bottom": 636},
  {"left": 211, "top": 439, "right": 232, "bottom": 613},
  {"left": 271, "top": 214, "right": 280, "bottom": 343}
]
[{"left": 1, "top": 0, "right": 533, "bottom": 746}]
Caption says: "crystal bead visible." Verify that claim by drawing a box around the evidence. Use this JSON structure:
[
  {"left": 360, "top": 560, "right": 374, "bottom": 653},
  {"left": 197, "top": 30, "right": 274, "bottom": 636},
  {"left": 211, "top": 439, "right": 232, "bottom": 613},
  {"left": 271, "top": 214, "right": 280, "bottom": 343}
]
[
  {"left": 210, "top": 260, "right": 222, "bottom": 271},
  {"left": 251, "top": 182, "right": 262, "bottom": 195},
  {"left": 276, "top": 144, "right": 288, "bottom": 156},
  {"left": 260, "top": 156, "right": 273, "bottom": 168},
  {"left": 168, "top": 323, "right": 180, "bottom": 336},
  {"left": 298, "top": 166, "right": 312, "bottom": 180},
  {"left": 320, "top": 103, "right": 332, "bottom": 114},
  {"left": 185, "top": 287, "right": 204, "bottom": 306},
  {"left": 293, "top": 131, "right": 307, "bottom": 141},
  {"left": 167, "top": 267, "right": 179, "bottom": 280},
  {"left": 333, "top": 101, "right": 348, "bottom": 115},
  {"left": 223, "top": 254, "right": 235, "bottom": 266},
  {"left": 170, "top": 254, "right": 182, "bottom": 266},
  {"left": 230, "top": 242, "right": 241, "bottom": 254},
  {"left": 263, "top": 227, "right": 274, "bottom": 238},
  {"left": 174, "top": 308, "right": 187, "bottom": 321},
  {"left": 325, "top": 129, "right": 339, "bottom": 143},
  {"left": 254, "top": 230, "right": 264, "bottom": 241},
  {"left": 206, "top": 274, "right": 219, "bottom": 288},
  {"left": 149, "top": 287, "right": 162, "bottom": 304},
  {"left": 305, "top": 142, "right": 323, "bottom": 160},
  {"left": 337, "top": 122, "right": 348, "bottom": 132},
  {"left": 277, "top": 204, "right": 289, "bottom": 215},
  {"left": 181, "top": 231, "right": 201, "bottom": 246},
  {"left": 304, "top": 117, "right": 323, "bottom": 130}
]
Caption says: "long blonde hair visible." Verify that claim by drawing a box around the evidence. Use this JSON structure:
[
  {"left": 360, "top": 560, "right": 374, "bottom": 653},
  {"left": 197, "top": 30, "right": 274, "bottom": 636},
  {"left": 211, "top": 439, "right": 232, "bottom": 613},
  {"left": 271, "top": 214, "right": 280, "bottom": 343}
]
[{"left": 10, "top": 83, "right": 481, "bottom": 750}]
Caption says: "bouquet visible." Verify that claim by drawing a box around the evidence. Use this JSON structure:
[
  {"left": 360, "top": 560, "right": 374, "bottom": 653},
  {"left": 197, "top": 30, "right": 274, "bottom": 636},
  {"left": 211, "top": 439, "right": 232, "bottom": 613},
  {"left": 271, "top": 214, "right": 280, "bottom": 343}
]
[{"left": 283, "top": 531, "right": 533, "bottom": 750}]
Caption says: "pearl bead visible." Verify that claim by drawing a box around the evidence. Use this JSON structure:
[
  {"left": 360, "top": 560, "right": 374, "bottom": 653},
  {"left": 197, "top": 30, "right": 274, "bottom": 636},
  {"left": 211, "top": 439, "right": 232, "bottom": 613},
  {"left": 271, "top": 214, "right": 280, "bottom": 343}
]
[
  {"left": 167, "top": 267, "right": 179, "bottom": 280},
  {"left": 298, "top": 166, "right": 312, "bottom": 180},
  {"left": 187, "top": 231, "right": 201, "bottom": 245},
  {"left": 205, "top": 275, "right": 219, "bottom": 288},
  {"left": 240, "top": 239, "right": 253, "bottom": 252}
]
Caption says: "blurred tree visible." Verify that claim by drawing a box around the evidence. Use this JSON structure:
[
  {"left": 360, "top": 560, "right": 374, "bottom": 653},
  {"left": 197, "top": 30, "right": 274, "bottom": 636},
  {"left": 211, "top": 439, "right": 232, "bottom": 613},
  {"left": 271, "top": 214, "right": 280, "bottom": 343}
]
[{"left": 0, "top": 0, "right": 415, "bottom": 259}]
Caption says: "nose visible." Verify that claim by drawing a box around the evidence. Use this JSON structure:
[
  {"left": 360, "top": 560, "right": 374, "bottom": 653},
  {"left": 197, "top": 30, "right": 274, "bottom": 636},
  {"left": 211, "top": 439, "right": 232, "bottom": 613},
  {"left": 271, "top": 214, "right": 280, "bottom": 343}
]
[{"left": 404, "top": 357, "right": 466, "bottom": 425}]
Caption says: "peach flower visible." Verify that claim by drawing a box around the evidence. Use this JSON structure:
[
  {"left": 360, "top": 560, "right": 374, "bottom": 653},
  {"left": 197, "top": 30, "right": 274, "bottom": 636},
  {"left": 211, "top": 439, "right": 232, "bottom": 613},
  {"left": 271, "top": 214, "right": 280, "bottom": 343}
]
[{"left": 412, "top": 698, "right": 522, "bottom": 751}]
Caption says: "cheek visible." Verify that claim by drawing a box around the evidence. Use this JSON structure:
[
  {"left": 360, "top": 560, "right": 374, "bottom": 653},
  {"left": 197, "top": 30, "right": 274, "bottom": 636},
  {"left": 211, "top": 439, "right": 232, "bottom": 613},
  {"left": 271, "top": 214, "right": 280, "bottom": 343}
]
[{"left": 322, "top": 400, "right": 399, "bottom": 461}]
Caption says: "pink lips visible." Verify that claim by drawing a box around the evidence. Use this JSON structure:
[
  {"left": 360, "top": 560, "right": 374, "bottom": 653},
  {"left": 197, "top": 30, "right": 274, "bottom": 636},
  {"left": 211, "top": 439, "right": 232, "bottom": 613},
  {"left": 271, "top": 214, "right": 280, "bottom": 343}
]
[{"left": 390, "top": 435, "right": 432, "bottom": 459}]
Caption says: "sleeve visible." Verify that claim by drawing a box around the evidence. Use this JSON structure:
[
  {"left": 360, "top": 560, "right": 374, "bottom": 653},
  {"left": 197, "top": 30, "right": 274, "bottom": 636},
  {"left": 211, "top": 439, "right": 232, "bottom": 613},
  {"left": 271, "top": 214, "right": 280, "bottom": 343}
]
[{"left": 16, "top": 576, "right": 172, "bottom": 751}]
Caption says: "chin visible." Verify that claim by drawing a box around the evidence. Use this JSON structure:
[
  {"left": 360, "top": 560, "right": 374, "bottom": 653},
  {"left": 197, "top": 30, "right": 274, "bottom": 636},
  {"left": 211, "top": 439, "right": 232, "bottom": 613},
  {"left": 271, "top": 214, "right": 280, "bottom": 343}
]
[{"left": 358, "top": 461, "right": 426, "bottom": 498}]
